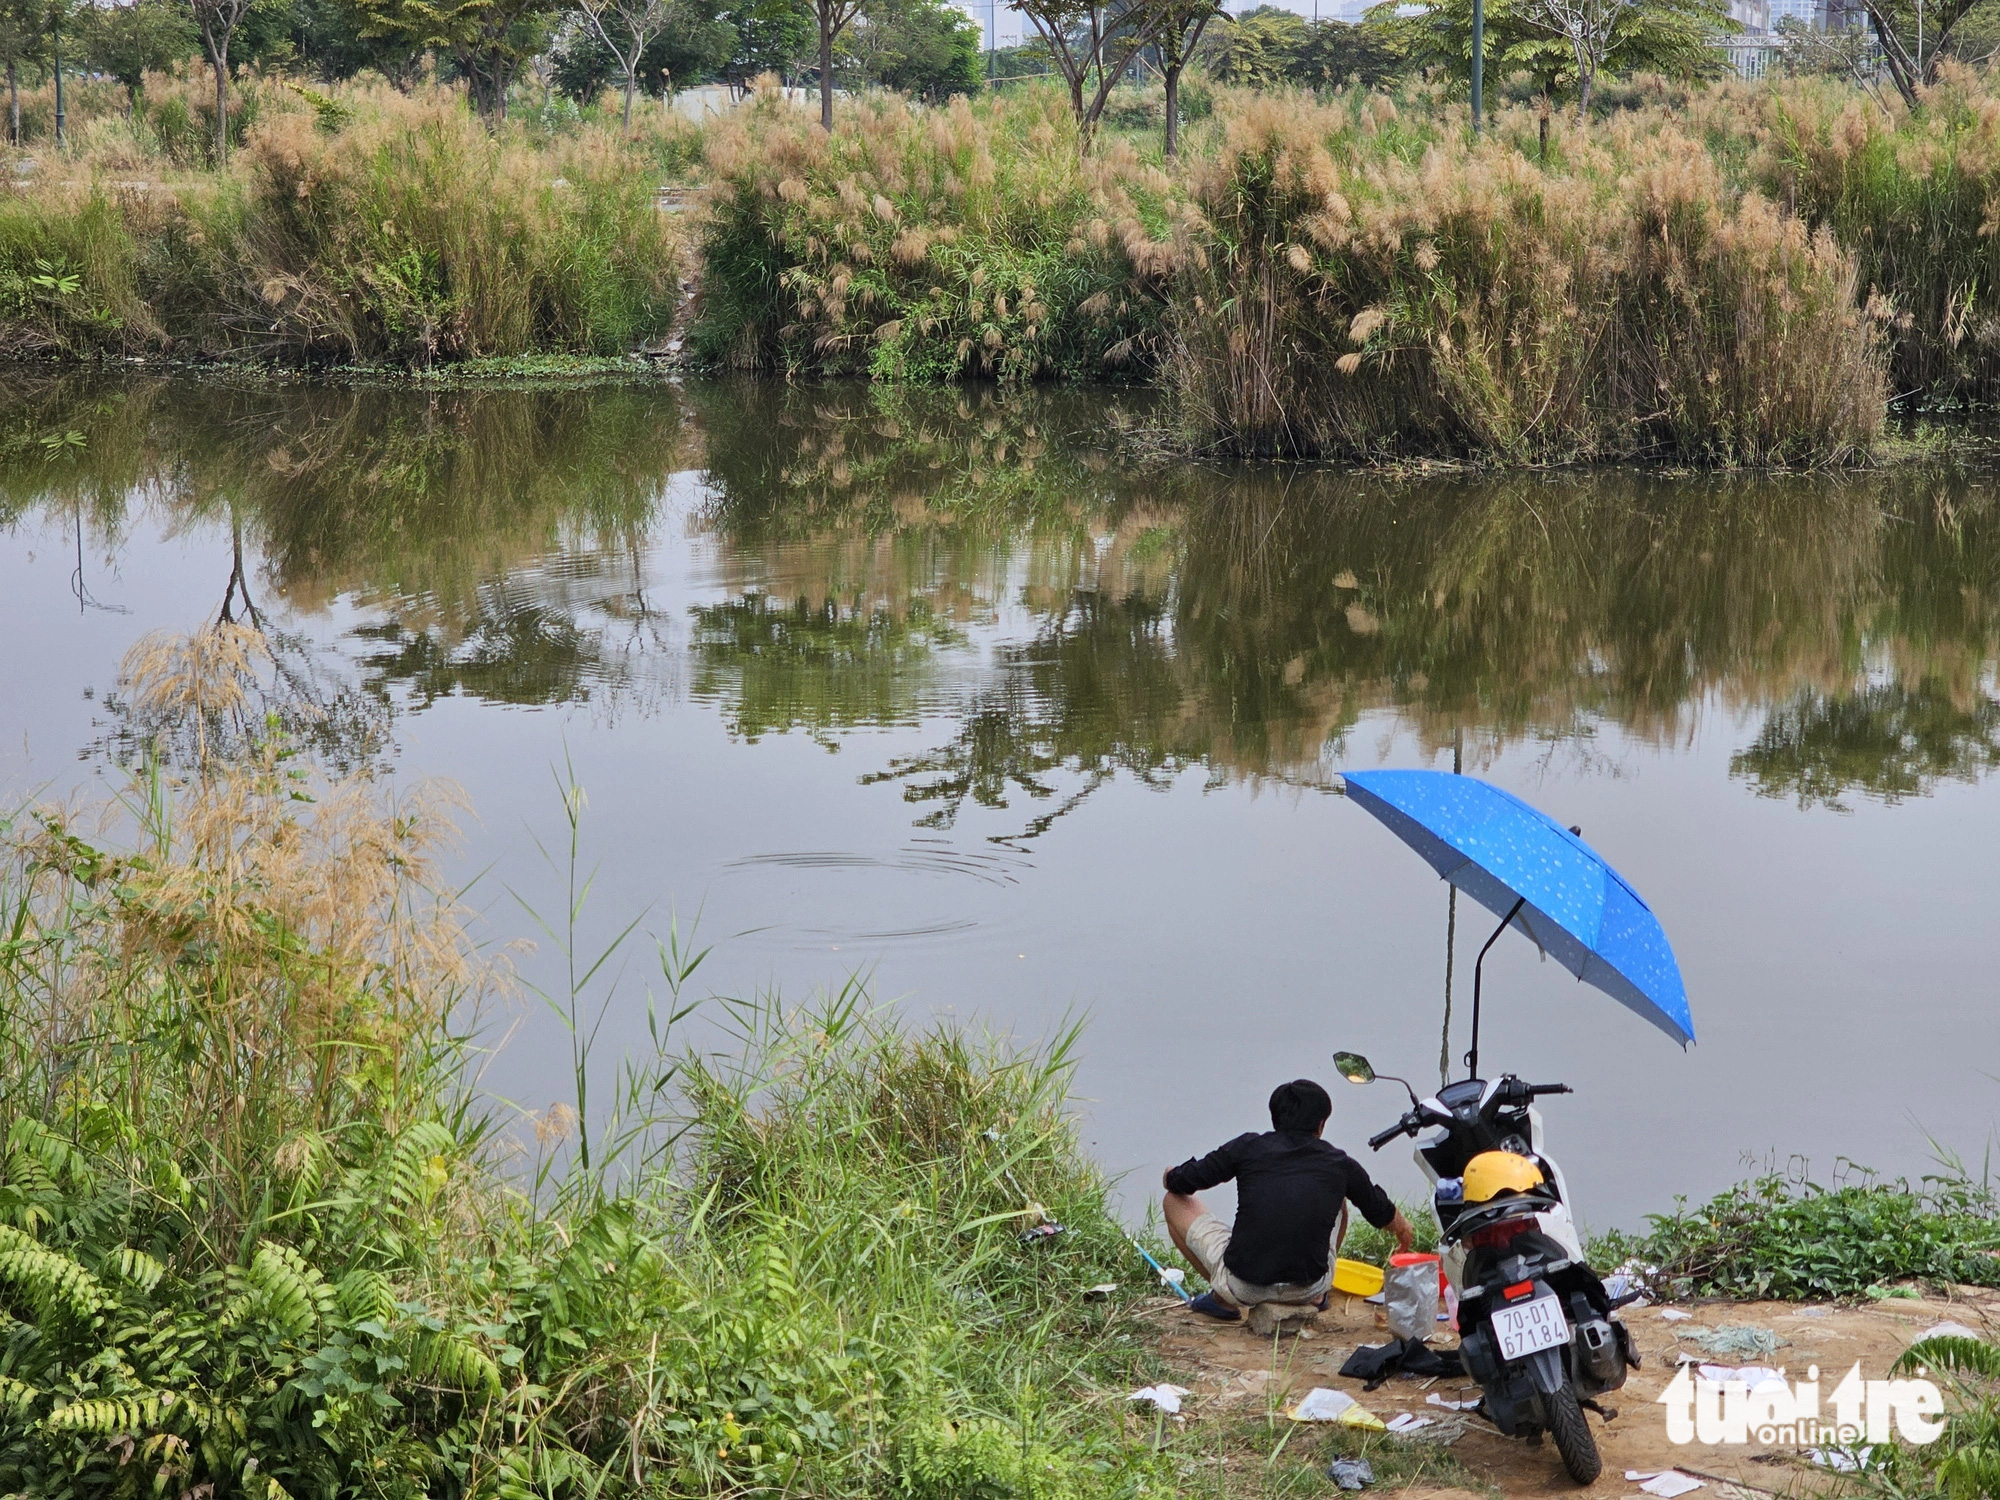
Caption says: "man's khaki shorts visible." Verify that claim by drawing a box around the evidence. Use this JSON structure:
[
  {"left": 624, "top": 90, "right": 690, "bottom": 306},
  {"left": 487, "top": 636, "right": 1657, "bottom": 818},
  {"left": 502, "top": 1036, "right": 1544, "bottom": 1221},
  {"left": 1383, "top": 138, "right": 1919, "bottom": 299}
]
[{"left": 1184, "top": 1211, "right": 1334, "bottom": 1307}]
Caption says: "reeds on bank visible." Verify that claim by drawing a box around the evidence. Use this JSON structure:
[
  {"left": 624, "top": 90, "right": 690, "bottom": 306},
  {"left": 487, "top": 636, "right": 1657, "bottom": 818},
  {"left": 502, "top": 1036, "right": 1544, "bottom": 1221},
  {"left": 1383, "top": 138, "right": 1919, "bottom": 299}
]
[
  {"left": 24, "top": 62, "right": 2000, "bottom": 460},
  {"left": 693, "top": 84, "right": 1184, "bottom": 379},
  {"left": 0, "top": 82, "right": 682, "bottom": 366},
  {"left": 1167, "top": 91, "right": 1884, "bottom": 463},
  {"left": 0, "top": 626, "right": 1163, "bottom": 1499}
]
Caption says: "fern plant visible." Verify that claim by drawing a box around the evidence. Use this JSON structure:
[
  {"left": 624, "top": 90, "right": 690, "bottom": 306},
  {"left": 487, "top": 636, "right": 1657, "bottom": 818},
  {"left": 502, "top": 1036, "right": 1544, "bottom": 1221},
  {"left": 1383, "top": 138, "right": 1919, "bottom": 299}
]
[{"left": 1880, "top": 1335, "right": 2000, "bottom": 1499}]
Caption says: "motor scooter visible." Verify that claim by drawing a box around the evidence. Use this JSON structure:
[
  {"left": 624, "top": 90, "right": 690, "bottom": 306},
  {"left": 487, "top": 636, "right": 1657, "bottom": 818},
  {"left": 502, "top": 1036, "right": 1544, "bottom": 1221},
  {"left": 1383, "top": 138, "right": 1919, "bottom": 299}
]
[{"left": 1333, "top": 1051, "right": 1639, "bottom": 1486}]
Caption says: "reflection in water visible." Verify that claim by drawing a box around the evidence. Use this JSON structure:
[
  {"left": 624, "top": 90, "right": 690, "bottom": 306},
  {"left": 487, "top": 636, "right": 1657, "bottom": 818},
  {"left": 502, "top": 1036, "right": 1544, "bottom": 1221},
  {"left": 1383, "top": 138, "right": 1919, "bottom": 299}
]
[
  {"left": 689, "top": 596, "right": 962, "bottom": 745},
  {"left": 13, "top": 372, "right": 2000, "bottom": 1231},
  {"left": 1732, "top": 683, "right": 2000, "bottom": 811},
  {"left": 3, "top": 374, "right": 2000, "bottom": 817}
]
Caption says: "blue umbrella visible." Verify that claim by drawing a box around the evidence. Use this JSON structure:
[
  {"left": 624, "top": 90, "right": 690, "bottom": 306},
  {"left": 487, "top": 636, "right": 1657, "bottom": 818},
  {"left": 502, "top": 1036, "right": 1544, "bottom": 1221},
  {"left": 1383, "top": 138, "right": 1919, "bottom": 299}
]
[{"left": 1340, "top": 769, "right": 1692, "bottom": 1068}]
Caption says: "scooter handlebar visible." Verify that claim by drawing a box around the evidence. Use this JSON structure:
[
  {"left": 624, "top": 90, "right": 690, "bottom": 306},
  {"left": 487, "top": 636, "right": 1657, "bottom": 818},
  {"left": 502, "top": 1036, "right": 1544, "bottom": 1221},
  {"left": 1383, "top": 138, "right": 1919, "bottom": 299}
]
[
  {"left": 1526, "top": 1082, "right": 1572, "bottom": 1097},
  {"left": 1368, "top": 1117, "right": 1414, "bottom": 1151}
]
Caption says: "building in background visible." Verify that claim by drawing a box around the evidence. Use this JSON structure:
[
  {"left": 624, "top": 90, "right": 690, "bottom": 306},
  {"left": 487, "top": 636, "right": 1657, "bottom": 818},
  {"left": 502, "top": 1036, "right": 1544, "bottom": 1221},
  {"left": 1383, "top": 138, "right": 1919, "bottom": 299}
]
[{"left": 1728, "top": 0, "right": 1771, "bottom": 34}]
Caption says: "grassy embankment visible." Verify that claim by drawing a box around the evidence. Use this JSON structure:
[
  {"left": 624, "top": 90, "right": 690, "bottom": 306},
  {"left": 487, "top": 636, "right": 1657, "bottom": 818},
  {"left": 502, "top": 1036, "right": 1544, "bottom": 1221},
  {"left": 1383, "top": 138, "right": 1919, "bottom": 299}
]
[
  {"left": 20, "top": 64, "right": 2000, "bottom": 461},
  {"left": 687, "top": 61, "right": 2000, "bottom": 463},
  {"left": 1, "top": 71, "right": 689, "bottom": 369},
  {"left": 0, "top": 626, "right": 1189, "bottom": 1499}
]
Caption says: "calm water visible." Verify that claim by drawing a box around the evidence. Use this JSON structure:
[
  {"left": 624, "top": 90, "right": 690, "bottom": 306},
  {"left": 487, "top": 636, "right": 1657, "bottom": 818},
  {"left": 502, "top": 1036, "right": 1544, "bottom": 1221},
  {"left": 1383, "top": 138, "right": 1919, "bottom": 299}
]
[{"left": 4, "top": 372, "right": 1998, "bottom": 1231}]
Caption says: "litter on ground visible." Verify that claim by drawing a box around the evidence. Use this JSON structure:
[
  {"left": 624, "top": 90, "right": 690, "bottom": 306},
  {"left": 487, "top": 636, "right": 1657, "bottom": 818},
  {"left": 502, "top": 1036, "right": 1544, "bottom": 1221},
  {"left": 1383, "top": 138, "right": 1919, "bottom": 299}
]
[
  {"left": 1384, "top": 1413, "right": 1433, "bottom": 1433},
  {"left": 1425, "top": 1392, "right": 1481, "bottom": 1410},
  {"left": 1289, "top": 1388, "right": 1387, "bottom": 1428},
  {"left": 1128, "top": 1384, "right": 1189, "bottom": 1414},
  {"left": 1289, "top": 1388, "right": 1356, "bottom": 1422},
  {"left": 1628, "top": 1469, "right": 1705, "bottom": 1497},
  {"left": 1680, "top": 1324, "right": 1788, "bottom": 1360},
  {"left": 1659, "top": 1309, "right": 1694, "bottom": 1322},
  {"left": 1326, "top": 1457, "right": 1374, "bottom": 1491},
  {"left": 1695, "top": 1365, "right": 1784, "bottom": 1387},
  {"left": 1806, "top": 1446, "right": 1876, "bottom": 1473}
]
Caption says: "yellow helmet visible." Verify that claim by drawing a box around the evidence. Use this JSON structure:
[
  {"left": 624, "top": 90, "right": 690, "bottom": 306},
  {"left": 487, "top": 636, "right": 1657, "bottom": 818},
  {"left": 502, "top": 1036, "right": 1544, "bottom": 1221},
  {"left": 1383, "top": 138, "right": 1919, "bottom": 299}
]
[{"left": 1462, "top": 1151, "right": 1545, "bottom": 1205}]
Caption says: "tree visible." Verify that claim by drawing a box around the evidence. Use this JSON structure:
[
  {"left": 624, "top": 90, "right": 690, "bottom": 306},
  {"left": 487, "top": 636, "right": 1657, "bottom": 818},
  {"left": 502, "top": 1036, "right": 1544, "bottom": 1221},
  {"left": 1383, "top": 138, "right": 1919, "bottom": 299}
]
[
  {"left": 1190, "top": 7, "right": 1401, "bottom": 91},
  {"left": 1365, "top": 0, "right": 1724, "bottom": 113},
  {"left": 847, "top": 0, "right": 980, "bottom": 101},
  {"left": 1197, "top": 3, "right": 1299, "bottom": 84},
  {"left": 283, "top": 0, "right": 426, "bottom": 85},
  {"left": 717, "top": 0, "right": 809, "bottom": 81},
  {"left": 77, "top": 0, "right": 197, "bottom": 110},
  {"left": 1850, "top": 0, "right": 1987, "bottom": 107},
  {"left": 1153, "top": 0, "right": 1219, "bottom": 156},
  {"left": 0, "top": 0, "right": 48, "bottom": 145},
  {"left": 807, "top": 0, "right": 863, "bottom": 127},
  {"left": 182, "top": 0, "right": 255, "bottom": 158},
  {"left": 551, "top": 0, "right": 740, "bottom": 95},
  {"left": 576, "top": 0, "right": 674, "bottom": 128},
  {"left": 351, "top": 0, "right": 557, "bottom": 115},
  {"left": 1514, "top": 0, "right": 1624, "bottom": 116},
  {"left": 1010, "top": 0, "right": 1166, "bottom": 148},
  {"left": 1289, "top": 14, "right": 1401, "bottom": 83}
]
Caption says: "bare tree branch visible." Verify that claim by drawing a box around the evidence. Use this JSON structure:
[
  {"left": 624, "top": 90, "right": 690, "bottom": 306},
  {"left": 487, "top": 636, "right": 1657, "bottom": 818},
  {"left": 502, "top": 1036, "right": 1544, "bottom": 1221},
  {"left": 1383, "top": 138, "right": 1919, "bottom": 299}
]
[
  {"left": 1010, "top": 0, "right": 1168, "bottom": 149},
  {"left": 1516, "top": 0, "right": 1625, "bottom": 117},
  {"left": 577, "top": 0, "right": 676, "bottom": 131}
]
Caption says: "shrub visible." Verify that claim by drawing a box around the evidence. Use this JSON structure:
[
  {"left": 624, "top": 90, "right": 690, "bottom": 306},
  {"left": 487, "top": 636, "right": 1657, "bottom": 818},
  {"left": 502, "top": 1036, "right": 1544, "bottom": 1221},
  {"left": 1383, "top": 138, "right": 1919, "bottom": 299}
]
[
  {"left": 0, "top": 627, "right": 1169, "bottom": 1498},
  {"left": 0, "top": 84, "right": 681, "bottom": 366},
  {"left": 1165, "top": 88, "right": 1884, "bottom": 463},
  {"left": 1627, "top": 1170, "right": 2000, "bottom": 1299},
  {"left": 691, "top": 83, "right": 1181, "bottom": 379}
]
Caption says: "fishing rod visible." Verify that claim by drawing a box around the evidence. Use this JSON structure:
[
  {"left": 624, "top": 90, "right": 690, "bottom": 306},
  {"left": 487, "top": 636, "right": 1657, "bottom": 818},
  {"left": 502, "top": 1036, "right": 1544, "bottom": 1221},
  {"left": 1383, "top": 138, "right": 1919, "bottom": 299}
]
[{"left": 1132, "top": 1239, "right": 1193, "bottom": 1303}]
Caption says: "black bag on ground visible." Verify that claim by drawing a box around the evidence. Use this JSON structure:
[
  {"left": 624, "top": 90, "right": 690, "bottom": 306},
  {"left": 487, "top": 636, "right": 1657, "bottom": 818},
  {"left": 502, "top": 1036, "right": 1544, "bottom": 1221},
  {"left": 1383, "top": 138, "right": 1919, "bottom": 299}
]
[{"left": 1338, "top": 1337, "right": 1465, "bottom": 1390}]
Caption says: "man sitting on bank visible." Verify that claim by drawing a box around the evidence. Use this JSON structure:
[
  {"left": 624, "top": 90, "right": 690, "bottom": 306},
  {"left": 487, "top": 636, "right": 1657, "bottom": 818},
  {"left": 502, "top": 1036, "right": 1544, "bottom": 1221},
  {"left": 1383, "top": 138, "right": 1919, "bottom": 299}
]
[{"left": 1163, "top": 1078, "right": 1414, "bottom": 1320}]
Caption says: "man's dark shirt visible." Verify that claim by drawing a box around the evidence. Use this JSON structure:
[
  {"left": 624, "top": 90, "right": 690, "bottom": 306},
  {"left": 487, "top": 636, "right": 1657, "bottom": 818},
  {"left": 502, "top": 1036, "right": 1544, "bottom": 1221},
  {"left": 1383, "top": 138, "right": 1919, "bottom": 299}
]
[{"left": 1165, "top": 1130, "right": 1396, "bottom": 1287}]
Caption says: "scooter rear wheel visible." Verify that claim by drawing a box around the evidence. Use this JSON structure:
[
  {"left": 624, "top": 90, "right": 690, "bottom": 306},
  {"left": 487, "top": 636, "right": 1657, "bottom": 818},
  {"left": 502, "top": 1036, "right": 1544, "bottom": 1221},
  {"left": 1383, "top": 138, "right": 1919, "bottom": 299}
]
[{"left": 1546, "top": 1384, "right": 1601, "bottom": 1485}]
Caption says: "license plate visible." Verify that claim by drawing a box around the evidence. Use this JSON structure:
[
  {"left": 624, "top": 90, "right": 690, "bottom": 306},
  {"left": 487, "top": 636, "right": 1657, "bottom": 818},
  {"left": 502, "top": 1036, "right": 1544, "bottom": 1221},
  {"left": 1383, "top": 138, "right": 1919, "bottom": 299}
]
[{"left": 1492, "top": 1294, "right": 1570, "bottom": 1361}]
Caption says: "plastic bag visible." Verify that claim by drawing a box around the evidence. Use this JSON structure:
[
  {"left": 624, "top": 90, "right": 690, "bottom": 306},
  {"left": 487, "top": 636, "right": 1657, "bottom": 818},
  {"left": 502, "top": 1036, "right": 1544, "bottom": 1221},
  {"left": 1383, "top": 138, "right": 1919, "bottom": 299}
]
[{"left": 1383, "top": 1255, "right": 1440, "bottom": 1341}]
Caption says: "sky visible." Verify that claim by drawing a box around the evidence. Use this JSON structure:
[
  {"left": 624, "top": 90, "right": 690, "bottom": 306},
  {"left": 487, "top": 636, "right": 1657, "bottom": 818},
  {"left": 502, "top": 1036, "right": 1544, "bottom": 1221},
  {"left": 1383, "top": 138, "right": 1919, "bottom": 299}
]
[{"left": 950, "top": 0, "right": 1376, "bottom": 55}]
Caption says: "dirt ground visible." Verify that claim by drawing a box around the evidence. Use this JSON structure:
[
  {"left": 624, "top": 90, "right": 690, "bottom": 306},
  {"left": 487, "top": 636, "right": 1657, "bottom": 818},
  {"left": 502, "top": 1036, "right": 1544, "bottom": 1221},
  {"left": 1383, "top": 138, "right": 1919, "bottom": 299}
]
[{"left": 1141, "top": 1283, "right": 2000, "bottom": 1499}]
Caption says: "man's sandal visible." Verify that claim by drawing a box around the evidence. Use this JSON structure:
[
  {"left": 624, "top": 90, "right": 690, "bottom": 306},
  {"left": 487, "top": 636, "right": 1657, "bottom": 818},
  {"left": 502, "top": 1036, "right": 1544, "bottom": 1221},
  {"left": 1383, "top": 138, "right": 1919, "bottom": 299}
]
[{"left": 1187, "top": 1291, "right": 1241, "bottom": 1321}]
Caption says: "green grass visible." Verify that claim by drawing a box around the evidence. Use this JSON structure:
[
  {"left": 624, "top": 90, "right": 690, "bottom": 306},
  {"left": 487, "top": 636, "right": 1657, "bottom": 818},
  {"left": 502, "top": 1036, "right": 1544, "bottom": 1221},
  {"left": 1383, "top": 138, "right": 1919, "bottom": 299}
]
[
  {"left": 1856, "top": 1334, "right": 2000, "bottom": 1499},
  {"left": 0, "top": 650, "right": 1180, "bottom": 1499},
  {"left": 1594, "top": 1168, "right": 2000, "bottom": 1301}
]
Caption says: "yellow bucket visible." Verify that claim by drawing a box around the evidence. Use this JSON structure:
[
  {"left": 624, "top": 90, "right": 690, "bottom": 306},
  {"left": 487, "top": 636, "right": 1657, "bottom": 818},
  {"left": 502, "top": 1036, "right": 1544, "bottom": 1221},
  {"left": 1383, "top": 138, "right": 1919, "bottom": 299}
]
[{"left": 1331, "top": 1257, "right": 1385, "bottom": 1298}]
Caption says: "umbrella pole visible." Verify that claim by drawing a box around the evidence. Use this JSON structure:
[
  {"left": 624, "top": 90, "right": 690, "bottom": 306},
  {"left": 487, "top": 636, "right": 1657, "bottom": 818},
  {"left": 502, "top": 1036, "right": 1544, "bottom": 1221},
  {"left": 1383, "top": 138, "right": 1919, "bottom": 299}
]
[{"left": 1465, "top": 895, "right": 1528, "bottom": 1080}]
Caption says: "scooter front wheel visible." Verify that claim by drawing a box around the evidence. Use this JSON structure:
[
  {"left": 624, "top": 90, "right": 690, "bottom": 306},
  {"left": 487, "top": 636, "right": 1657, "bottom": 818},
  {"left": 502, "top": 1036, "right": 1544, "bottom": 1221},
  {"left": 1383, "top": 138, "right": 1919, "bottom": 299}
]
[{"left": 1546, "top": 1384, "right": 1601, "bottom": 1485}]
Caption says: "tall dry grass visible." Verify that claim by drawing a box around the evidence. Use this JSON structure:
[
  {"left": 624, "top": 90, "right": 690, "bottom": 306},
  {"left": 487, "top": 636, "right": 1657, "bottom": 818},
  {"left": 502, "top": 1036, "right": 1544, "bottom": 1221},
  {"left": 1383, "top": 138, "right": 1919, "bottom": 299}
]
[
  {"left": 1715, "top": 63, "right": 2000, "bottom": 401},
  {"left": 693, "top": 81, "right": 1185, "bottom": 379},
  {"left": 0, "top": 624, "right": 1172, "bottom": 1499},
  {"left": 238, "top": 85, "right": 679, "bottom": 364},
  {"left": 0, "top": 81, "right": 682, "bottom": 365},
  {"left": 1166, "top": 89, "right": 1884, "bottom": 463}
]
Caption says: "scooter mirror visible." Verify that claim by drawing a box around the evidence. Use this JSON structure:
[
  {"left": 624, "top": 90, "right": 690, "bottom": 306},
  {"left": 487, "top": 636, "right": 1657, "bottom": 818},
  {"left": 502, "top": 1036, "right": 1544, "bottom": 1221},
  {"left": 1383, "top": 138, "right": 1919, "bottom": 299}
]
[{"left": 1332, "top": 1052, "right": 1375, "bottom": 1085}]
